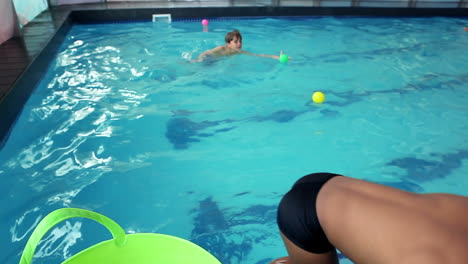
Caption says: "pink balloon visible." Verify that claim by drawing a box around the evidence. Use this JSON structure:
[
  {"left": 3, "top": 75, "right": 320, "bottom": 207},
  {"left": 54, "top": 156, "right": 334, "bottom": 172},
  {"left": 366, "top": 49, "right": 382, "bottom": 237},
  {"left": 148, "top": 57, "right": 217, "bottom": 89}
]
[{"left": 202, "top": 19, "right": 209, "bottom": 26}]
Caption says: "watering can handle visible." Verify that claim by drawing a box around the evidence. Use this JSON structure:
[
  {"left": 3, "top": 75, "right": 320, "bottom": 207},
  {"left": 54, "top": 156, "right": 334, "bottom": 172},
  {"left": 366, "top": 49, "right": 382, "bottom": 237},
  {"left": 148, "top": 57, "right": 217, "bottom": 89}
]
[{"left": 19, "top": 208, "right": 126, "bottom": 264}]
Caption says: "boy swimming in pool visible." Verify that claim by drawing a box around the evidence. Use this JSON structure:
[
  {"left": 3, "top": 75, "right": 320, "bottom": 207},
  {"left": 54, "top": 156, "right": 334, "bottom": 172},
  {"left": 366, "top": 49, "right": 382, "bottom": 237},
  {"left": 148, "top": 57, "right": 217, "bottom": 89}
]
[{"left": 191, "top": 29, "right": 284, "bottom": 62}]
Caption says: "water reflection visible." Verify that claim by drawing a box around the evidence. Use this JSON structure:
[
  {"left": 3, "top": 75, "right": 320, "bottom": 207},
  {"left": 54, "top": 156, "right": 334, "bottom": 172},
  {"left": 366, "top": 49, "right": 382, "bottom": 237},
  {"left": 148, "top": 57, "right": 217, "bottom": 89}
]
[
  {"left": 34, "top": 221, "right": 82, "bottom": 259},
  {"left": 1, "top": 38, "right": 151, "bottom": 263}
]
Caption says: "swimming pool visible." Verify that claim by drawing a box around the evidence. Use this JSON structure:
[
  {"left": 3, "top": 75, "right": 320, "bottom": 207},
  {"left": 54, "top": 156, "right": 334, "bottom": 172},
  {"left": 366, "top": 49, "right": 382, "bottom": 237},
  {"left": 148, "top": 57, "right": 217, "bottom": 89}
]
[{"left": 1, "top": 15, "right": 468, "bottom": 263}]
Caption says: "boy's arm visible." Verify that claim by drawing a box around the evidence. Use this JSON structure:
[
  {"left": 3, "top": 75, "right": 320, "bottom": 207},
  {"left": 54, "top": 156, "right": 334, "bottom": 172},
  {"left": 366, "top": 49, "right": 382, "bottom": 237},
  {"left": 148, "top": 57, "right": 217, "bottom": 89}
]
[
  {"left": 241, "top": 50, "right": 285, "bottom": 60},
  {"left": 241, "top": 50, "right": 279, "bottom": 59},
  {"left": 269, "top": 232, "right": 338, "bottom": 264}
]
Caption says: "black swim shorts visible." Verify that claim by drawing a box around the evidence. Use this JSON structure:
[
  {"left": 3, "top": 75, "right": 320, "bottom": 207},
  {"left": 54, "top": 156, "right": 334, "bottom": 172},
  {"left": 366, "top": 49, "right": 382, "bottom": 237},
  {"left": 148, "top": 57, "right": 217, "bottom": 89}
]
[{"left": 277, "top": 172, "right": 341, "bottom": 254}]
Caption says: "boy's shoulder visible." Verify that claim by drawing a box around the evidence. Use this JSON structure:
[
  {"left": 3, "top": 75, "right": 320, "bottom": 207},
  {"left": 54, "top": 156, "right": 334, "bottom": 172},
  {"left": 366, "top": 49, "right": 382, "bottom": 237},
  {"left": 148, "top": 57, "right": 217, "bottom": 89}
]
[{"left": 214, "top": 45, "right": 226, "bottom": 51}]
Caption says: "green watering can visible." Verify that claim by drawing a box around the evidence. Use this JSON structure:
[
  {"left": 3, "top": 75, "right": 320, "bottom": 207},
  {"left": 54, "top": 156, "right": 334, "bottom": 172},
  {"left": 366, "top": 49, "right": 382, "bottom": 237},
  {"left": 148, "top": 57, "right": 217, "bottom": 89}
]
[{"left": 19, "top": 208, "right": 221, "bottom": 264}]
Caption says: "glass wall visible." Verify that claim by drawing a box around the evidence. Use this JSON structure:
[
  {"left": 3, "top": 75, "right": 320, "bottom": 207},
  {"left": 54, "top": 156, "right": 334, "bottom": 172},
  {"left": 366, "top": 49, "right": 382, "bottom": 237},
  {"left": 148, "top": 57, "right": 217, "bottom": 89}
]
[
  {"left": 0, "top": 0, "right": 18, "bottom": 44},
  {"left": 49, "top": 0, "right": 466, "bottom": 8},
  {"left": 13, "top": 0, "right": 48, "bottom": 27},
  {"left": 50, "top": 0, "right": 105, "bottom": 5}
]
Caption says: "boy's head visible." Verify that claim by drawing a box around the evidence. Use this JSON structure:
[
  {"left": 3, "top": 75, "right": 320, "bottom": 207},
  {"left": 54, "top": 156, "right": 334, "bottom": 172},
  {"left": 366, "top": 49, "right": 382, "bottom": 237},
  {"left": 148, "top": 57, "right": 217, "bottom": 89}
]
[{"left": 225, "top": 29, "right": 242, "bottom": 50}]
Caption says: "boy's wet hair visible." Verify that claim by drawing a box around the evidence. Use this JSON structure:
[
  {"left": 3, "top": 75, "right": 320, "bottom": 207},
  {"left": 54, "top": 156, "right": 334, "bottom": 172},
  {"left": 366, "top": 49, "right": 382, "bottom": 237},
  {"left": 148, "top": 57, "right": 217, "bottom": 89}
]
[{"left": 225, "top": 29, "right": 242, "bottom": 43}]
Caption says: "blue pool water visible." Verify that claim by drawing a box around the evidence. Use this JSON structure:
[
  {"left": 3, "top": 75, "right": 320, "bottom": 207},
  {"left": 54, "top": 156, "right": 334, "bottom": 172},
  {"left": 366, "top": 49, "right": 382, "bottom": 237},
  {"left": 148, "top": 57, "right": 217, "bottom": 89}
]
[{"left": 1, "top": 16, "right": 468, "bottom": 264}]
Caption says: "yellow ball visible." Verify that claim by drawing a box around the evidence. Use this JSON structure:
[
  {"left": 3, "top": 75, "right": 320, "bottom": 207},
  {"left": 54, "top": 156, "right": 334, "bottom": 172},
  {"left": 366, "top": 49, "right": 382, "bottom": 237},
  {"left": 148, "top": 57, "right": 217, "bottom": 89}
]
[{"left": 312, "top": 91, "right": 325, "bottom": 104}]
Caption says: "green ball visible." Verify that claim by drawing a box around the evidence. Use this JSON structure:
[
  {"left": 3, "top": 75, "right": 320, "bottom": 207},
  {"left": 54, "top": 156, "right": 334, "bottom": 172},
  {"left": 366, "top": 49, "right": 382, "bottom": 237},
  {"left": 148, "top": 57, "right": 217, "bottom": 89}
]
[{"left": 279, "top": 54, "right": 289, "bottom": 63}]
